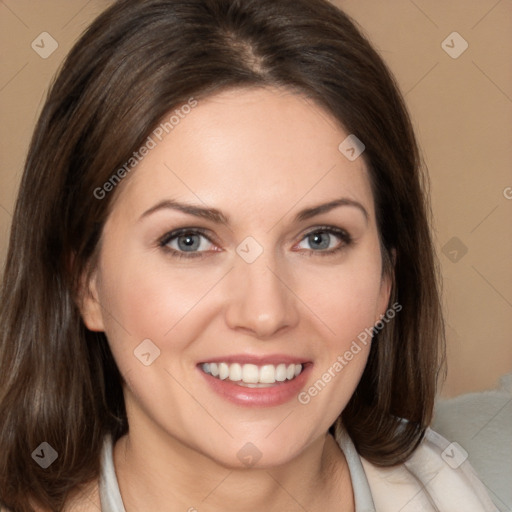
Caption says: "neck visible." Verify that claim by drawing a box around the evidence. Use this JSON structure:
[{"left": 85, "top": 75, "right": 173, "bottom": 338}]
[{"left": 113, "top": 423, "right": 354, "bottom": 512}]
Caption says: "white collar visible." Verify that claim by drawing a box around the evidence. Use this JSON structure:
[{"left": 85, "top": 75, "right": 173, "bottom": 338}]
[{"left": 98, "top": 430, "right": 376, "bottom": 511}]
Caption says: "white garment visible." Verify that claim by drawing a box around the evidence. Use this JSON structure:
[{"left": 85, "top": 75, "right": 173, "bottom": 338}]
[
  {"left": 358, "top": 429, "right": 499, "bottom": 512},
  {"left": 98, "top": 430, "right": 376, "bottom": 511},
  {"left": 98, "top": 428, "right": 498, "bottom": 511}
]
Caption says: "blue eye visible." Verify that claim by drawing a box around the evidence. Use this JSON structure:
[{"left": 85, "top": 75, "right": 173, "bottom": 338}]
[
  {"left": 159, "top": 229, "right": 215, "bottom": 259},
  {"left": 296, "top": 227, "right": 352, "bottom": 256},
  {"left": 158, "top": 226, "right": 352, "bottom": 260}
]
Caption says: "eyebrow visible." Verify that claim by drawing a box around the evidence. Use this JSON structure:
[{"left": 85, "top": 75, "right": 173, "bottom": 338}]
[
  {"left": 296, "top": 198, "right": 368, "bottom": 224},
  {"left": 139, "top": 197, "right": 369, "bottom": 225},
  {"left": 139, "top": 199, "right": 229, "bottom": 224}
]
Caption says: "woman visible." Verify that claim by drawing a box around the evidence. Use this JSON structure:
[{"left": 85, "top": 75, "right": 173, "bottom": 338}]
[{"left": 0, "top": 0, "right": 497, "bottom": 510}]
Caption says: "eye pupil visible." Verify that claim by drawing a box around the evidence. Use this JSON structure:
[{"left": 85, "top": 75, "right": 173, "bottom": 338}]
[
  {"left": 178, "top": 234, "right": 200, "bottom": 251},
  {"left": 309, "top": 231, "right": 330, "bottom": 250}
]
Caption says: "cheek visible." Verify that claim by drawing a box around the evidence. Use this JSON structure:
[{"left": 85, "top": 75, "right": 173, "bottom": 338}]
[
  {"left": 294, "top": 247, "right": 383, "bottom": 415},
  {"left": 298, "top": 254, "right": 384, "bottom": 346},
  {"left": 97, "top": 253, "right": 228, "bottom": 360},
  {"left": 95, "top": 259, "right": 216, "bottom": 416}
]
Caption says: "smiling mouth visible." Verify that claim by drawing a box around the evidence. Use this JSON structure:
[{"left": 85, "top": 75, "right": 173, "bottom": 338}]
[{"left": 200, "top": 362, "right": 304, "bottom": 388}]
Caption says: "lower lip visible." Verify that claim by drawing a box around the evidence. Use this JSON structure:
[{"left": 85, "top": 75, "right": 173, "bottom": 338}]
[{"left": 198, "top": 365, "right": 312, "bottom": 407}]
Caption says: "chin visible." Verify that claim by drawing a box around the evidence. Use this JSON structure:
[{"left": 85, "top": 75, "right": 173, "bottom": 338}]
[{"left": 197, "top": 432, "right": 316, "bottom": 471}]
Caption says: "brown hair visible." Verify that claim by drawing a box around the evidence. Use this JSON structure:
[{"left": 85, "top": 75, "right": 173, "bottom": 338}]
[{"left": 0, "top": 0, "right": 445, "bottom": 509}]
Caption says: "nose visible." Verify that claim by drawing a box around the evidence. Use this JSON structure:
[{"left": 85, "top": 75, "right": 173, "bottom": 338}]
[{"left": 224, "top": 253, "right": 300, "bottom": 339}]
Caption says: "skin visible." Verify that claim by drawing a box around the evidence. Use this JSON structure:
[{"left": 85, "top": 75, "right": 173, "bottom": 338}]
[{"left": 79, "top": 86, "right": 392, "bottom": 511}]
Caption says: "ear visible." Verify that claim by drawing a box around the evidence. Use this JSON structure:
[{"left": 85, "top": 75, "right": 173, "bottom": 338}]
[{"left": 77, "top": 267, "right": 105, "bottom": 332}]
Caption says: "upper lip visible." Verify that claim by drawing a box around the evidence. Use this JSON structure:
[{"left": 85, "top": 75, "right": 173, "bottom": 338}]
[{"left": 198, "top": 354, "right": 310, "bottom": 366}]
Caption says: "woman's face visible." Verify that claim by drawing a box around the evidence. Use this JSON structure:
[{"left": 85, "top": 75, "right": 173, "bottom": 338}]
[{"left": 82, "top": 87, "right": 392, "bottom": 468}]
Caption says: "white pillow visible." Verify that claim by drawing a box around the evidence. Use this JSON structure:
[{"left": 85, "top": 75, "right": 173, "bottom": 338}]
[{"left": 432, "top": 373, "right": 512, "bottom": 512}]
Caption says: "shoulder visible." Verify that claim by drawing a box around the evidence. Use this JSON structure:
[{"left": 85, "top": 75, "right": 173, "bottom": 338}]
[{"left": 360, "top": 428, "right": 499, "bottom": 512}]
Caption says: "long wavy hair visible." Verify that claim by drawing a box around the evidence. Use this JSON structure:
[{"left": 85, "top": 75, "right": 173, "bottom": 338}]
[{"left": 0, "top": 0, "right": 445, "bottom": 509}]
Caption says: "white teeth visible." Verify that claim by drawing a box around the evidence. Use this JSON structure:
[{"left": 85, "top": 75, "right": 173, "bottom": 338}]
[
  {"left": 260, "top": 365, "right": 276, "bottom": 384},
  {"left": 242, "top": 364, "right": 259, "bottom": 383},
  {"left": 229, "top": 362, "right": 242, "bottom": 381},
  {"left": 218, "top": 362, "right": 229, "bottom": 380},
  {"left": 201, "top": 362, "right": 303, "bottom": 384},
  {"left": 210, "top": 362, "right": 219, "bottom": 377},
  {"left": 275, "top": 364, "right": 287, "bottom": 382}
]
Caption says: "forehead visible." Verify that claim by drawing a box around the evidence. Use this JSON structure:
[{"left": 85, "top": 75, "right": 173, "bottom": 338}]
[{"left": 111, "top": 87, "right": 375, "bottom": 225}]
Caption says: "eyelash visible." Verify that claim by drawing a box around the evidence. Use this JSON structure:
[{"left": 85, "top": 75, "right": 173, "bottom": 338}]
[{"left": 158, "top": 226, "right": 353, "bottom": 260}]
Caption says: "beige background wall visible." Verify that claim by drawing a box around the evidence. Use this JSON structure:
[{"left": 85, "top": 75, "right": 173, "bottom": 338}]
[{"left": 0, "top": 0, "right": 510, "bottom": 397}]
